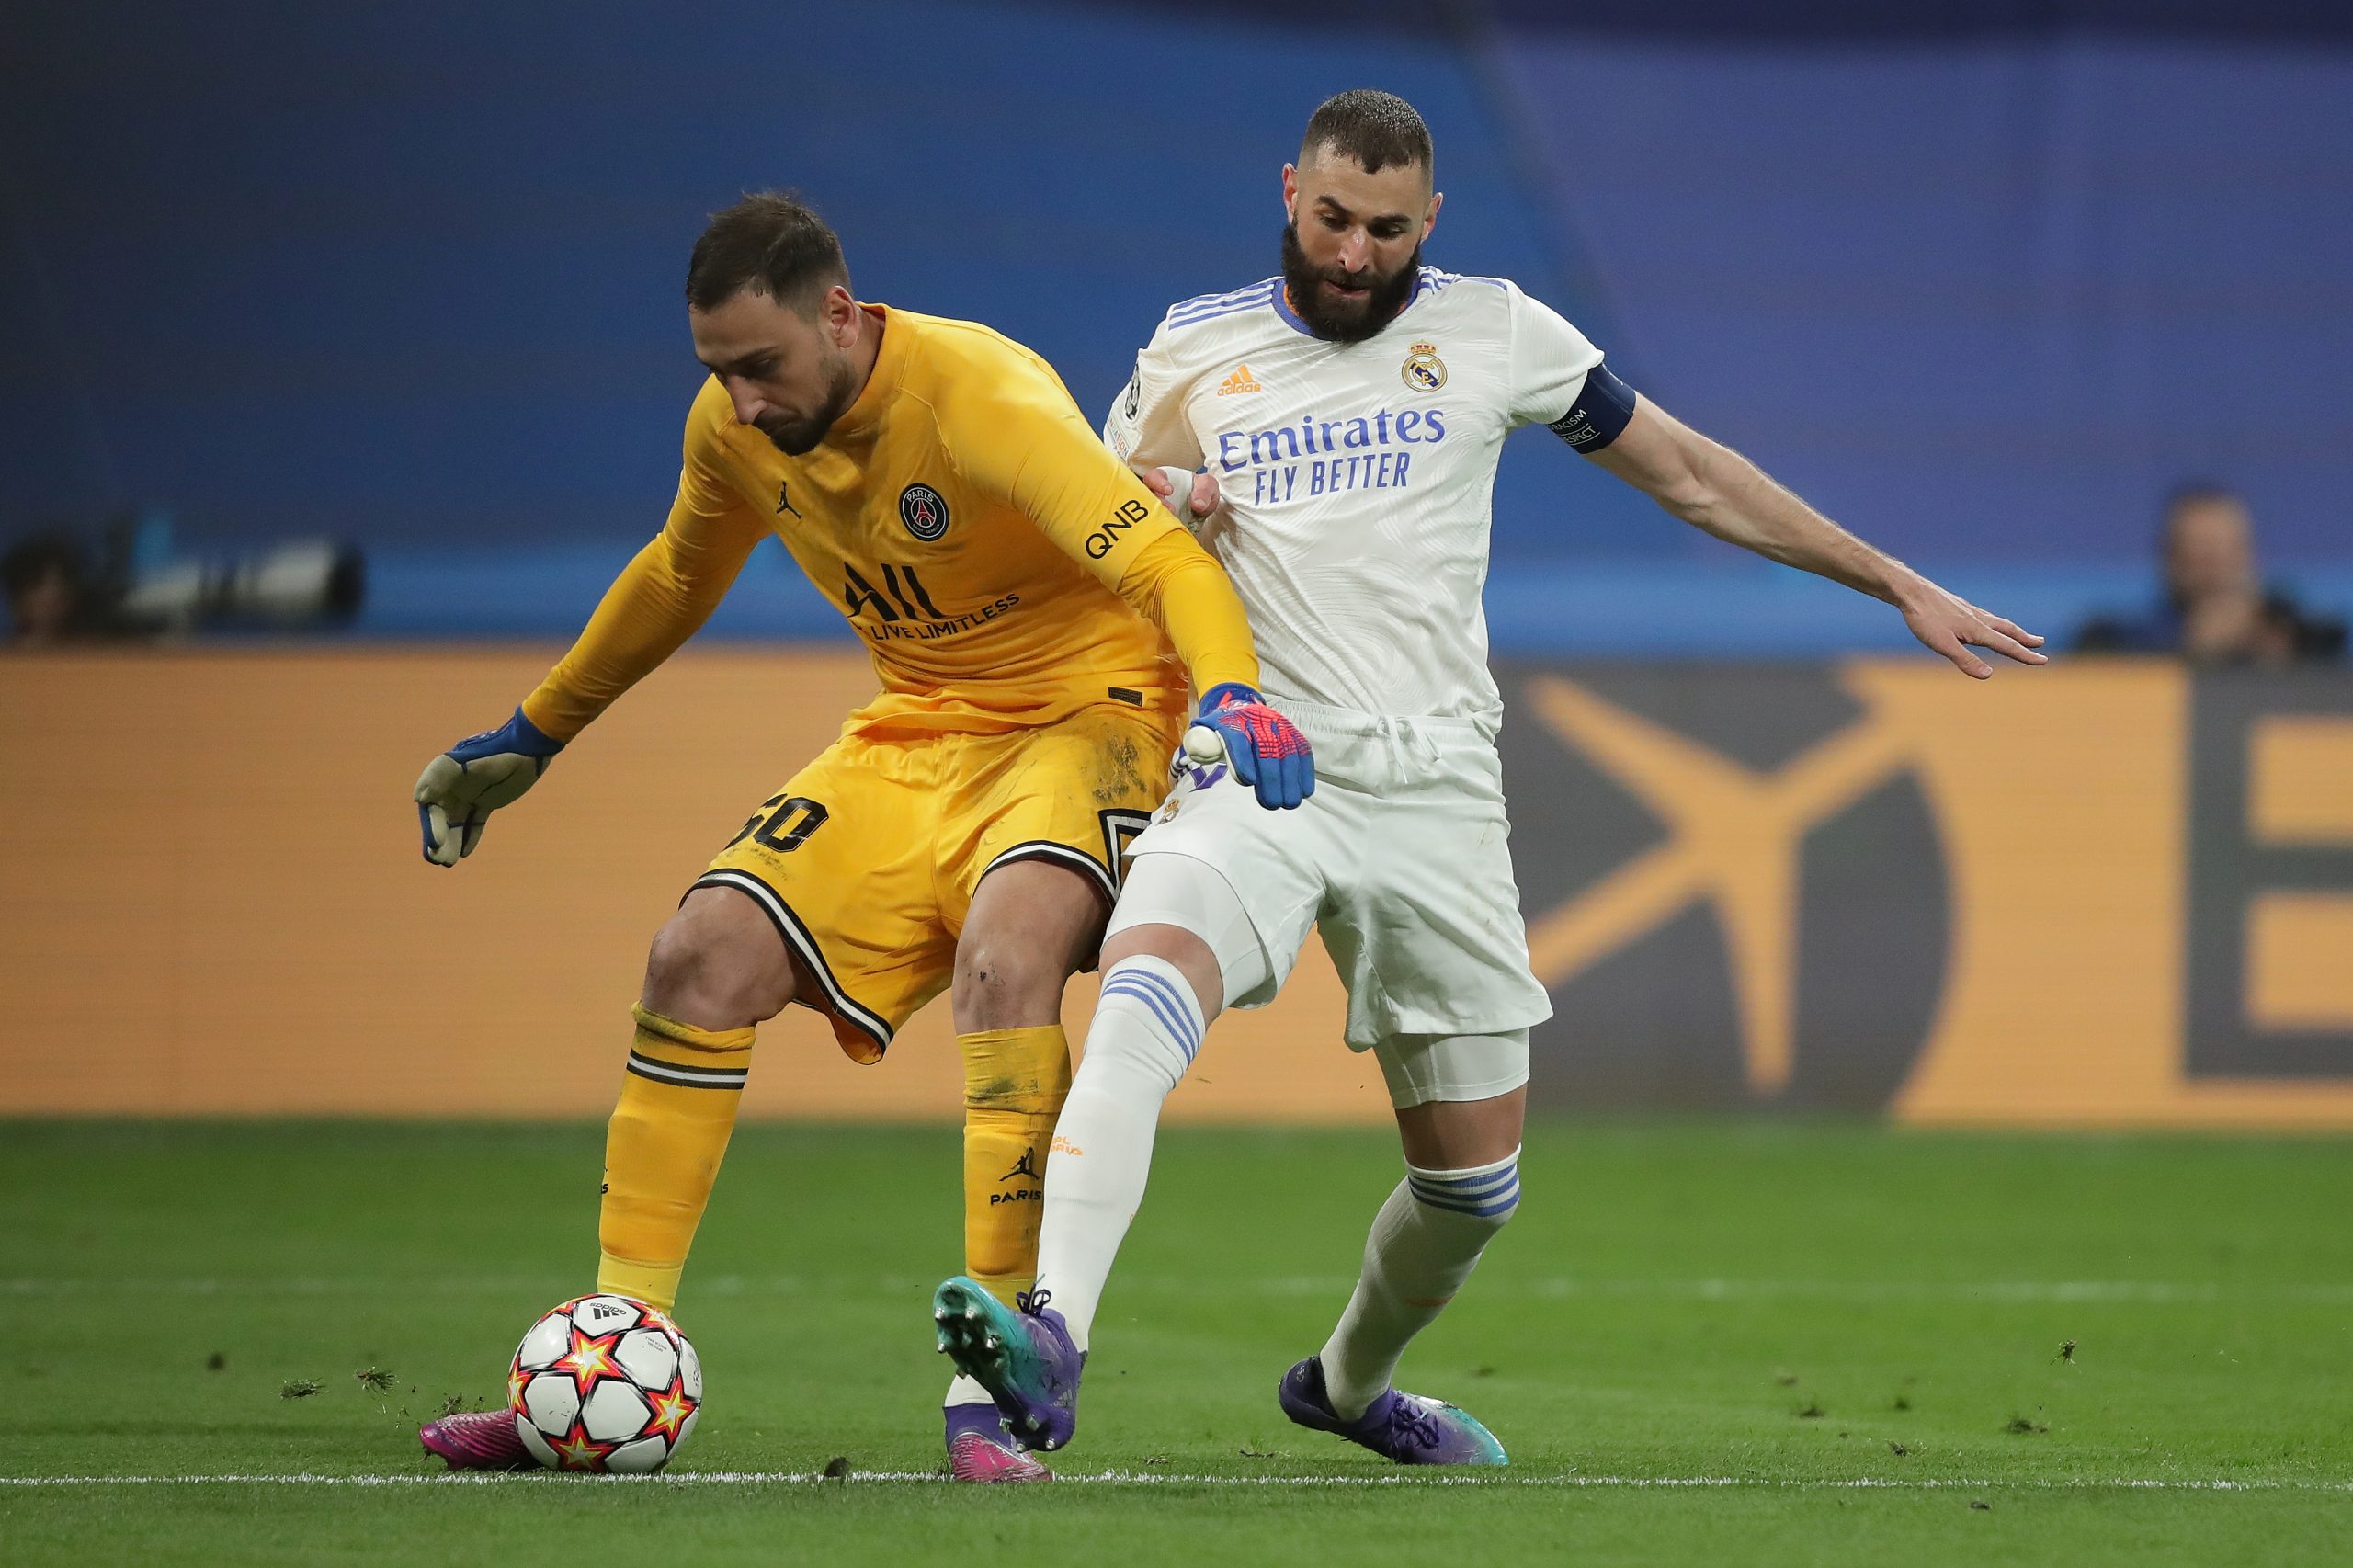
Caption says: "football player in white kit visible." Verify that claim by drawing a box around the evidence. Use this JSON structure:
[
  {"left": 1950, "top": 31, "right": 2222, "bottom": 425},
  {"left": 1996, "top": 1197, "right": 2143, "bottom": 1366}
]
[{"left": 932, "top": 88, "right": 2047, "bottom": 1468}]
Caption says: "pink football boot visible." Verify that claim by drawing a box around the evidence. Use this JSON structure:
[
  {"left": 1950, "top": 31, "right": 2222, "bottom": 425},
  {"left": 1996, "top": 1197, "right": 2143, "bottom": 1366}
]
[
  {"left": 945, "top": 1403, "right": 1052, "bottom": 1483},
  {"left": 419, "top": 1409, "right": 535, "bottom": 1471}
]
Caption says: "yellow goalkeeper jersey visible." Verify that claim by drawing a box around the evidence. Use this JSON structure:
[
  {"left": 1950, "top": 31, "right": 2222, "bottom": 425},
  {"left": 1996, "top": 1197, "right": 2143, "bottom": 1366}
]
[{"left": 521, "top": 305, "right": 1257, "bottom": 741}]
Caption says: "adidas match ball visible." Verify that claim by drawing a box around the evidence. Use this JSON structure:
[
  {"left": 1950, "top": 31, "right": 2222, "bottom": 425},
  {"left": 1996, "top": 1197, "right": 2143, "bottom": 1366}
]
[{"left": 506, "top": 1293, "right": 701, "bottom": 1473}]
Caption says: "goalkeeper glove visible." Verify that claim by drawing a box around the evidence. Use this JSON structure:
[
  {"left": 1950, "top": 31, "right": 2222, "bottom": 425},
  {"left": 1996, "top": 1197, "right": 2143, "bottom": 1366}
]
[
  {"left": 1186, "top": 683, "right": 1314, "bottom": 811},
  {"left": 413, "top": 707, "right": 564, "bottom": 866}
]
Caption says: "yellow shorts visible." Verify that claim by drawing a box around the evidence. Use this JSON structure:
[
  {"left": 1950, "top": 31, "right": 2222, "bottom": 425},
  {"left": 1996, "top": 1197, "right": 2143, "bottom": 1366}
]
[{"left": 692, "top": 699, "right": 1181, "bottom": 1063}]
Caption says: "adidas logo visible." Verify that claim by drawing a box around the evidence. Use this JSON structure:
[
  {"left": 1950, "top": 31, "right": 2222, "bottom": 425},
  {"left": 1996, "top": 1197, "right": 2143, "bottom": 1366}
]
[{"left": 1216, "top": 364, "right": 1263, "bottom": 396}]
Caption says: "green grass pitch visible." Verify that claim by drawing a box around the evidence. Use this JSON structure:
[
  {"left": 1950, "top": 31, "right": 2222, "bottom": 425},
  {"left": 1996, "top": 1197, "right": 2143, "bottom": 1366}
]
[{"left": 4, "top": 1119, "right": 2349, "bottom": 1565}]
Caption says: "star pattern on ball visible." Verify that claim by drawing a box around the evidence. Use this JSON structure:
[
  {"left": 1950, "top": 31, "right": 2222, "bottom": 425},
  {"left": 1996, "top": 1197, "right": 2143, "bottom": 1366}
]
[
  {"left": 548, "top": 1426, "right": 617, "bottom": 1471},
  {"left": 555, "top": 1329, "right": 623, "bottom": 1399},
  {"left": 645, "top": 1381, "right": 696, "bottom": 1442}
]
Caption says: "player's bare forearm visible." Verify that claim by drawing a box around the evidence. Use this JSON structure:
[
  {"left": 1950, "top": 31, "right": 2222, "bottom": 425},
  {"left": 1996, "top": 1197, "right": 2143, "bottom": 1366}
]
[
  {"left": 1690, "top": 449, "right": 1902, "bottom": 596},
  {"left": 1591, "top": 402, "right": 1902, "bottom": 598},
  {"left": 1590, "top": 399, "right": 2047, "bottom": 679}
]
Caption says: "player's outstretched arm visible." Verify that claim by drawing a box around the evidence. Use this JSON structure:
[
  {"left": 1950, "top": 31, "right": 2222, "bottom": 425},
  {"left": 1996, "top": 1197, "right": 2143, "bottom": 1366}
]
[
  {"left": 1589, "top": 399, "right": 2048, "bottom": 680},
  {"left": 412, "top": 465, "right": 764, "bottom": 864}
]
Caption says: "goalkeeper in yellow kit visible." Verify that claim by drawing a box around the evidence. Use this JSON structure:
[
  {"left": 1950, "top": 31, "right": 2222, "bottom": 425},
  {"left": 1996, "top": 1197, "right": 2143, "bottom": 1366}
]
[{"left": 410, "top": 193, "right": 1313, "bottom": 1483}]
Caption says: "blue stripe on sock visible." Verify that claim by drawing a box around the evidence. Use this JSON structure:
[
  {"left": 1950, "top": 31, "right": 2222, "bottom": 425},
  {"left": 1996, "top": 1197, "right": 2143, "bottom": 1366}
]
[
  {"left": 1106, "top": 966, "right": 1202, "bottom": 1050},
  {"left": 1100, "top": 970, "right": 1195, "bottom": 1038},
  {"left": 1415, "top": 1194, "right": 1520, "bottom": 1219},
  {"left": 1100, "top": 978, "right": 1188, "bottom": 1051},
  {"left": 1409, "top": 1164, "right": 1520, "bottom": 1219},
  {"left": 1410, "top": 1181, "right": 1521, "bottom": 1219},
  {"left": 1096, "top": 970, "right": 1176, "bottom": 1030},
  {"left": 1134, "top": 977, "right": 1203, "bottom": 1054},
  {"left": 1100, "top": 971, "right": 1202, "bottom": 1060}
]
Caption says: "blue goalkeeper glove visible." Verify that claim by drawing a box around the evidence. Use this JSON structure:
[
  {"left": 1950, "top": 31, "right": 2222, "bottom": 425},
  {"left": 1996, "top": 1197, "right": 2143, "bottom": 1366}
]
[
  {"left": 1184, "top": 683, "right": 1315, "bottom": 811},
  {"left": 413, "top": 707, "right": 565, "bottom": 866}
]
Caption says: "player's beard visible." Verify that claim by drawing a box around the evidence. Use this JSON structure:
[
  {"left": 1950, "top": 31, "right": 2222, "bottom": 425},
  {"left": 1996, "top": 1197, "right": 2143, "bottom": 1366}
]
[
  {"left": 1280, "top": 221, "right": 1421, "bottom": 344},
  {"left": 753, "top": 350, "right": 858, "bottom": 457}
]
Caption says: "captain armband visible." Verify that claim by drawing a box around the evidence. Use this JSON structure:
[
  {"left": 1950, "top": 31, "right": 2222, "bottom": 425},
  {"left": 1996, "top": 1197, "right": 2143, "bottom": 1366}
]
[{"left": 1546, "top": 363, "right": 1638, "bottom": 453}]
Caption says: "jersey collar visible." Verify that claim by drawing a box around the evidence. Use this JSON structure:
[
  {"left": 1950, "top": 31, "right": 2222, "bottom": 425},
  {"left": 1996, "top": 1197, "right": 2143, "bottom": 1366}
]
[
  {"left": 1274, "top": 267, "right": 1439, "bottom": 342},
  {"left": 1272, "top": 282, "right": 1317, "bottom": 338}
]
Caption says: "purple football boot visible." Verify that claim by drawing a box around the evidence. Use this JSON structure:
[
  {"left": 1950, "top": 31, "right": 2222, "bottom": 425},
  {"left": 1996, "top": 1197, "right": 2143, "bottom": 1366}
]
[
  {"left": 931, "top": 1276, "right": 1084, "bottom": 1451},
  {"left": 1279, "top": 1357, "right": 1508, "bottom": 1465},
  {"left": 418, "top": 1409, "right": 535, "bottom": 1471},
  {"left": 944, "top": 1403, "right": 1053, "bottom": 1483}
]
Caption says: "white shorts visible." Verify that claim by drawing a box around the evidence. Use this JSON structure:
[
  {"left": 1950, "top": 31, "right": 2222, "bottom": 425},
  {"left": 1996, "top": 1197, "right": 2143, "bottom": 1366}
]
[{"left": 1108, "top": 697, "right": 1551, "bottom": 1094}]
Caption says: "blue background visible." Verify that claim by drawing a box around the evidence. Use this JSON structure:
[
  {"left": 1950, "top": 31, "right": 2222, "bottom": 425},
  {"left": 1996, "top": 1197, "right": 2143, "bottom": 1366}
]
[{"left": 4, "top": 0, "right": 2347, "bottom": 647}]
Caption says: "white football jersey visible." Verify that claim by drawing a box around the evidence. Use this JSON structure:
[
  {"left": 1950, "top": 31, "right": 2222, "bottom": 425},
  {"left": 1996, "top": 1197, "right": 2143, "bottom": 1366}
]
[{"left": 1104, "top": 267, "right": 1603, "bottom": 723}]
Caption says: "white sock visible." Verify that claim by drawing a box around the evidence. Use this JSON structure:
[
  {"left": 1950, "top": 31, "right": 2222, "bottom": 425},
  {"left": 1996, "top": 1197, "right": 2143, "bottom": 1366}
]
[
  {"left": 1031, "top": 955, "right": 1204, "bottom": 1351},
  {"left": 944, "top": 1373, "right": 992, "bottom": 1408},
  {"left": 1318, "top": 1148, "right": 1522, "bottom": 1420}
]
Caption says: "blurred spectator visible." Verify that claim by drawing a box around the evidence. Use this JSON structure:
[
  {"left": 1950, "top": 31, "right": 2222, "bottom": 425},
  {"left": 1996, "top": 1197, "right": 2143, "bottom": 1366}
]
[
  {"left": 2075, "top": 486, "right": 2346, "bottom": 665},
  {"left": 2, "top": 533, "right": 98, "bottom": 647}
]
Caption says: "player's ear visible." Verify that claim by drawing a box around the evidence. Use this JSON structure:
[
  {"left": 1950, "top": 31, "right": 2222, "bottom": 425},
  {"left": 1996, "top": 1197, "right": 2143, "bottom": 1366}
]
[
  {"left": 1281, "top": 162, "right": 1299, "bottom": 217},
  {"left": 1423, "top": 188, "right": 1443, "bottom": 240},
  {"left": 819, "top": 284, "right": 858, "bottom": 348}
]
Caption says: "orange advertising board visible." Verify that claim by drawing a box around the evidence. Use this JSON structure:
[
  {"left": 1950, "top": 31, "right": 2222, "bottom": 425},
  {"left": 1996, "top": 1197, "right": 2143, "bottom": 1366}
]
[
  {"left": 0, "top": 649, "right": 1382, "bottom": 1123},
  {"left": 1, "top": 651, "right": 2347, "bottom": 1126}
]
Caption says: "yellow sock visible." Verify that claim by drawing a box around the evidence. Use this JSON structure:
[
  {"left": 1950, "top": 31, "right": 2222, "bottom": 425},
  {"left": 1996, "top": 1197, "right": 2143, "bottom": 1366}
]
[
  {"left": 960, "top": 1026, "right": 1071, "bottom": 1307},
  {"left": 597, "top": 1005, "right": 754, "bottom": 1312}
]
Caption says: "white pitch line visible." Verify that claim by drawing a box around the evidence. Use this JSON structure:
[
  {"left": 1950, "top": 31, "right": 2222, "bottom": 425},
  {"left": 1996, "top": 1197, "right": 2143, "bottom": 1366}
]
[
  {"left": 2, "top": 1471, "right": 2347, "bottom": 1493},
  {"left": 6, "top": 1276, "right": 2352, "bottom": 1304}
]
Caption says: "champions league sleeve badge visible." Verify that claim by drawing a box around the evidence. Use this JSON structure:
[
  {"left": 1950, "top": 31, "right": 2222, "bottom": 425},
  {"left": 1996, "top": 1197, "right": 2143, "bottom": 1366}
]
[
  {"left": 1401, "top": 342, "right": 1448, "bottom": 392},
  {"left": 898, "top": 482, "right": 950, "bottom": 541}
]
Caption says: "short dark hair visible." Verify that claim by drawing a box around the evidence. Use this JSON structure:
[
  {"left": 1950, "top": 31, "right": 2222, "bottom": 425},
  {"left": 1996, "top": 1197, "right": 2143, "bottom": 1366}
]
[
  {"left": 2163, "top": 480, "right": 2242, "bottom": 518},
  {"left": 1301, "top": 89, "right": 1433, "bottom": 177},
  {"left": 685, "top": 191, "right": 851, "bottom": 314}
]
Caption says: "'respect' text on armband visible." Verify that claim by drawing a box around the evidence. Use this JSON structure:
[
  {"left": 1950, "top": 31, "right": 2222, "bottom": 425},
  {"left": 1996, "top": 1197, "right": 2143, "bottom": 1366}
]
[{"left": 1546, "top": 363, "right": 1638, "bottom": 452}]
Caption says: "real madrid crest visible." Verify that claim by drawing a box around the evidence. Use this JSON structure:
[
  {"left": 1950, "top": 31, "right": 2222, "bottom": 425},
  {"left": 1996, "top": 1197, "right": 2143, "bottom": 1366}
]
[
  {"left": 898, "top": 482, "right": 949, "bottom": 541},
  {"left": 1401, "top": 342, "right": 1447, "bottom": 392}
]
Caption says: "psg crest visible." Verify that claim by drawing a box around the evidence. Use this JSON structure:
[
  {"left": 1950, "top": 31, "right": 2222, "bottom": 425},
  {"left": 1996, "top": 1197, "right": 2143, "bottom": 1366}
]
[
  {"left": 899, "top": 483, "right": 950, "bottom": 541},
  {"left": 1401, "top": 342, "right": 1447, "bottom": 392}
]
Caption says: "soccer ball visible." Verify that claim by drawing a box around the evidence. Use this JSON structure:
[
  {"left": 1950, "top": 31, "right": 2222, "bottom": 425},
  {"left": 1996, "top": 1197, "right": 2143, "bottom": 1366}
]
[{"left": 506, "top": 1293, "right": 701, "bottom": 1473}]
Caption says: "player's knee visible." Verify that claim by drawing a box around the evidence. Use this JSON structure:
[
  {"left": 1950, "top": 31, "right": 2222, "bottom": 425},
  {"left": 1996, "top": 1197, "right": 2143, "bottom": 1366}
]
[
  {"left": 642, "top": 894, "right": 795, "bottom": 1027},
  {"left": 950, "top": 936, "right": 1070, "bottom": 1031}
]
